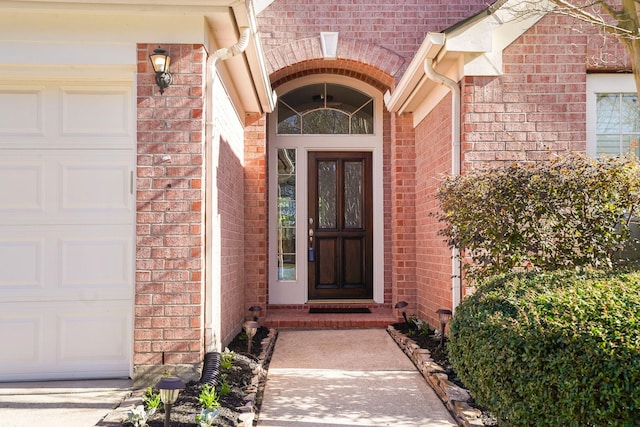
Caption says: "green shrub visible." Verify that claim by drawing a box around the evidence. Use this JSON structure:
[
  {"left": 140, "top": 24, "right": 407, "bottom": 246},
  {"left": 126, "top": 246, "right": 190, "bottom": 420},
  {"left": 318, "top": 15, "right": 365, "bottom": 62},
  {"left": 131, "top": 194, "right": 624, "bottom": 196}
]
[
  {"left": 436, "top": 154, "right": 640, "bottom": 281},
  {"left": 448, "top": 270, "right": 640, "bottom": 426}
]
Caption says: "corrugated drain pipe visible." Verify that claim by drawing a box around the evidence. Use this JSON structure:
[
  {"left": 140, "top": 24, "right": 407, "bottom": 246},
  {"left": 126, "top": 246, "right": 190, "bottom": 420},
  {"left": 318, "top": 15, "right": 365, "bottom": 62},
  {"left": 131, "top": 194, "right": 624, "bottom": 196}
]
[
  {"left": 204, "top": 26, "right": 252, "bottom": 354},
  {"left": 423, "top": 53, "right": 463, "bottom": 311}
]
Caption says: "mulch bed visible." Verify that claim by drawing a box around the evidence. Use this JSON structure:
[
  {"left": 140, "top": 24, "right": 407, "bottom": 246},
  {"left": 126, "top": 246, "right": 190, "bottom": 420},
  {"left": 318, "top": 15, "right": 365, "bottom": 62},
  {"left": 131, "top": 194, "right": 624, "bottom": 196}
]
[{"left": 127, "top": 327, "right": 270, "bottom": 427}]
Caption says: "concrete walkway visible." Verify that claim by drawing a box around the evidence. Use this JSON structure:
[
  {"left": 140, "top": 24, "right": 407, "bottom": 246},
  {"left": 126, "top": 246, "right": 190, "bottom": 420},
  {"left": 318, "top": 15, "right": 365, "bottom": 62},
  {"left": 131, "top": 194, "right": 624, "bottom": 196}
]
[
  {"left": 0, "top": 379, "right": 132, "bottom": 427},
  {"left": 257, "top": 329, "right": 457, "bottom": 427}
]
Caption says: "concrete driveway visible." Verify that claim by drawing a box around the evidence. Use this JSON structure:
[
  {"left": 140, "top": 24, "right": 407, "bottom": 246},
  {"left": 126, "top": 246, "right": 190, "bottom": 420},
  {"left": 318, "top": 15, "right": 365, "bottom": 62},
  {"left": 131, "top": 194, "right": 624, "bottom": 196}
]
[{"left": 0, "top": 379, "right": 132, "bottom": 427}]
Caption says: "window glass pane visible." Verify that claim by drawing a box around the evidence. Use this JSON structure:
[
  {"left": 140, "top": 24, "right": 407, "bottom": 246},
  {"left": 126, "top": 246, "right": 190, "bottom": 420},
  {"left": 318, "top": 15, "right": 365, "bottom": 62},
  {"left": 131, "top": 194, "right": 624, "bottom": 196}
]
[
  {"left": 277, "top": 83, "right": 374, "bottom": 135},
  {"left": 318, "top": 161, "right": 337, "bottom": 229},
  {"left": 277, "top": 102, "right": 300, "bottom": 134},
  {"left": 596, "top": 92, "right": 640, "bottom": 155},
  {"left": 302, "top": 110, "right": 349, "bottom": 134},
  {"left": 344, "top": 161, "right": 363, "bottom": 228},
  {"left": 596, "top": 134, "right": 621, "bottom": 156},
  {"left": 351, "top": 99, "right": 374, "bottom": 134},
  {"left": 277, "top": 148, "right": 296, "bottom": 281},
  {"left": 596, "top": 94, "right": 619, "bottom": 134},
  {"left": 620, "top": 94, "right": 640, "bottom": 133}
]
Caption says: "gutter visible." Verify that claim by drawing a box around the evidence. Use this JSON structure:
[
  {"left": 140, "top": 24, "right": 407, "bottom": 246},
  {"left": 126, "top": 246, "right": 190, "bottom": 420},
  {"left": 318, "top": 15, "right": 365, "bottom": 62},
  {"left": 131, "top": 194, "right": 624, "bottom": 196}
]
[
  {"left": 204, "top": 26, "right": 252, "bottom": 353},
  {"left": 420, "top": 33, "right": 464, "bottom": 312}
]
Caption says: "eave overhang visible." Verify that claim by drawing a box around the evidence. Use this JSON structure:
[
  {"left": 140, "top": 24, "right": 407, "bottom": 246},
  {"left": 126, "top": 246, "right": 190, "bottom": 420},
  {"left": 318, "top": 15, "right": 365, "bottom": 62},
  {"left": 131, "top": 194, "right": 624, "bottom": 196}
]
[
  {"left": 0, "top": 0, "right": 275, "bottom": 114},
  {"left": 384, "top": 0, "right": 549, "bottom": 126}
]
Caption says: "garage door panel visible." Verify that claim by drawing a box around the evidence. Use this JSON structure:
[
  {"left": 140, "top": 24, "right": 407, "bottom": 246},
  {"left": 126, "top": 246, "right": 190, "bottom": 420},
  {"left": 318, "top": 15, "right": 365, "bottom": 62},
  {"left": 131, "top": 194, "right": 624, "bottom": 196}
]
[
  {"left": 0, "top": 238, "right": 43, "bottom": 288},
  {"left": 0, "top": 83, "right": 132, "bottom": 149},
  {"left": 0, "top": 161, "right": 45, "bottom": 212},
  {"left": 0, "top": 301, "right": 131, "bottom": 381},
  {"left": 58, "top": 309, "right": 129, "bottom": 363},
  {"left": 0, "top": 150, "right": 132, "bottom": 224},
  {"left": 61, "top": 87, "right": 130, "bottom": 137},
  {"left": 0, "top": 226, "right": 132, "bottom": 301},
  {"left": 61, "top": 160, "right": 130, "bottom": 211},
  {"left": 60, "top": 236, "right": 131, "bottom": 289},
  {"left": 0, "top": 86, "right": 45, "bottom": 136},
  {"left": 0, "top": 315, "right": 43, "bottom": 365}
]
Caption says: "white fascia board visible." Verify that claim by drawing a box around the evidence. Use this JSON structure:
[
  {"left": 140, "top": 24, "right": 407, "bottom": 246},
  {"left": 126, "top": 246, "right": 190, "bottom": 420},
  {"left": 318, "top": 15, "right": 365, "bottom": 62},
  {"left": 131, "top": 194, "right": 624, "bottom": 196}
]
[
  {"left": 231, "top": 0, "right": 276, "bottom": 113},
  {"left": 384, "top": 32, "right": 445, "bottom": 113},
  {"left": 208, "top": 0, "right": 275, "bottom": 115}
]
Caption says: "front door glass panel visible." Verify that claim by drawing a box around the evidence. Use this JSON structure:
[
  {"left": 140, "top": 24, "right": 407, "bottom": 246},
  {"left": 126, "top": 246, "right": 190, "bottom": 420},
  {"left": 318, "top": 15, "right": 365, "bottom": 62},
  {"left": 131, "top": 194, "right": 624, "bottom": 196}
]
[
  {"left": 318, "top": 161, "right": 337, "bottom": 229},
  {"left": 277, "top": 148, "right": 296, "bottom": 280},
  {"left": 344, "top": 161, "right": 363, "bottom": 229}
]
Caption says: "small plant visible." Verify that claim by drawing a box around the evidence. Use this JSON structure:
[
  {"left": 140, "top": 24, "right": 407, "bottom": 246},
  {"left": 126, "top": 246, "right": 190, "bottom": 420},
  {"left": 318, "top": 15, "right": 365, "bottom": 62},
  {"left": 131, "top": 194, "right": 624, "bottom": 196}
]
[
  {"left": 195, "top": 408, "right": 220, "bottom": 427},
  {"left": 220, "top": 348, "right": 235, "bottom": 370},
  {"left": 405, "top": 315, "right": 431, "bottom": 337},
  {"left": 141, "top": 386, "right": 162, "bottom": 411},
  {"left": 198, "top": 384, "right": 220, "bottom": 409},
  {"left": 127, "top": 404, "right": 155, "bottom": 427},
  {"left": 219, "top": 373, "right": 231, "bottom": 396}
]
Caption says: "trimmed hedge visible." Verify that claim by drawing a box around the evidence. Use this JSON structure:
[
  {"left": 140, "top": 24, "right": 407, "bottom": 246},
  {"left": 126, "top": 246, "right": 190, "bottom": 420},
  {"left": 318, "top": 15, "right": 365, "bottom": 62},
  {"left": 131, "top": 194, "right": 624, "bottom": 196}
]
[{"left": 448, "top": 270, "right": 640, "bottom": 426}]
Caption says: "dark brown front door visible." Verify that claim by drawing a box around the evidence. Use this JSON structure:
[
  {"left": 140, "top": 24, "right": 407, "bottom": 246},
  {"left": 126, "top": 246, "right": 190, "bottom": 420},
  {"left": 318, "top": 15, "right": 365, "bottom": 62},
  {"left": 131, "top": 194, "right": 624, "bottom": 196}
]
[{"left": 308, "top": 151, "right": 373, "bottom": 299}]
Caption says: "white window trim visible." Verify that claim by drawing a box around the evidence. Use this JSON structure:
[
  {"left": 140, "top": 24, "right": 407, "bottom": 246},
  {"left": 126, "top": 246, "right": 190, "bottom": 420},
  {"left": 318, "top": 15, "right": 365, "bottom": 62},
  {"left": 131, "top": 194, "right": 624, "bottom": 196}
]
[
  {"left": 586, "top": 73, "right": 636, "bottom": 156},
  {"left": 268, "top": 74, "right": 384, "bottom": 304}
]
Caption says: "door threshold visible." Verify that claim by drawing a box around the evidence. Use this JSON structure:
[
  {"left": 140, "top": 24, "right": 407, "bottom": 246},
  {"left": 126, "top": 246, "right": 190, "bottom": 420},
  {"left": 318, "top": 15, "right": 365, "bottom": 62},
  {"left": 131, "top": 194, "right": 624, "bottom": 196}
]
[{"left": 307, "top": 299, "right": 375, "bottom": 304}]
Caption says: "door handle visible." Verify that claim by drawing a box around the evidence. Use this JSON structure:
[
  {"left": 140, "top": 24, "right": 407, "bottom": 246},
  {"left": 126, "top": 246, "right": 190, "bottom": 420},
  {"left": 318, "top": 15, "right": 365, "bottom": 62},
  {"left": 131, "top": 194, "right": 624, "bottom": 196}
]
[{"left": 308, "top": 218, "right": 315, "bottom": 262}]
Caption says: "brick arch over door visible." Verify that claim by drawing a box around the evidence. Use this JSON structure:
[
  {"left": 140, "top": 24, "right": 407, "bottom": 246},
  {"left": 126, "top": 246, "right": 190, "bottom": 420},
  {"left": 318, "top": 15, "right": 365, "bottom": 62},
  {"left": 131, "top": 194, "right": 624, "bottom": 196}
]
[
  {"left": 266, "top": 36, "right": 405, "bottom": 89},
  {"left": 270, "top": 59, "right": 394, "bottom": 94}
]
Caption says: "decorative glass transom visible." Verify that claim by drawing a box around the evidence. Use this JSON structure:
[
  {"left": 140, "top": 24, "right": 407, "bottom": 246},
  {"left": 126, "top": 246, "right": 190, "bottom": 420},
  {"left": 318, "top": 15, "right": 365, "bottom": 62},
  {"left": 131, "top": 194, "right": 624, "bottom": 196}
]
[{"left": 277, "top": 83, "right": 374, "bottom": 134}]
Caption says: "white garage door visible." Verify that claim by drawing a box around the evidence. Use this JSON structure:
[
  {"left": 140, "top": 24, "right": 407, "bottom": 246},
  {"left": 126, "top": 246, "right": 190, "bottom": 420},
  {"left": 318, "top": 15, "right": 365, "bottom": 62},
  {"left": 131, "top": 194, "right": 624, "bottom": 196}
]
[{"left": 0, "top": 81, "right": 134, "bottom": 381}]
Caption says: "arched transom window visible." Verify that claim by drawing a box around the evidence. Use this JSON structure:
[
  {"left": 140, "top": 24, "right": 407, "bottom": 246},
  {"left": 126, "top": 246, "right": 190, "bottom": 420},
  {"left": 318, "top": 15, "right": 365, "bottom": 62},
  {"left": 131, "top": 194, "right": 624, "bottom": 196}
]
[{"left": 277, "top": 83, "right": 374, "bottom": 134}]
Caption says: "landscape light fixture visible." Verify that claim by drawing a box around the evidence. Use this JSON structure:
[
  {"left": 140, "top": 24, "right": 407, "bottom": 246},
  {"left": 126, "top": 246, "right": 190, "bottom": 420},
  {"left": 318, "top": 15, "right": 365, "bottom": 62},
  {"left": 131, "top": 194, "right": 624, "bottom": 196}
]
[
  {"left": 243, "top": 320, "right": 260, "bottom": 353},
  {"left": 394, "top": 301, "right": 409, "bottom": 324},
  {"left": 156, "top": 375, "right": 184, "bottom": 427},
  {"left": 248, "top": 305, "right": 262, "bottom": 321},
  {"left": 149, "top": 46, "right": 173, "bottom": 94},
  {"left": 436, "top": 308, "right": 453, "bottom": 348}
]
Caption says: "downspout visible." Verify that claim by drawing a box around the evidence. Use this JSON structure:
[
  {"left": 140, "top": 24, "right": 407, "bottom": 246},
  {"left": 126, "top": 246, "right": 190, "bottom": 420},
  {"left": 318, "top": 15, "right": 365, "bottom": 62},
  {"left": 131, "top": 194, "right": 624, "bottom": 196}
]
[
  {"left": 204, "top": 26, "right": 251, "bottom": 353},
  {"left": 423, "top": 51, "right": 463, "bottom": 312}
]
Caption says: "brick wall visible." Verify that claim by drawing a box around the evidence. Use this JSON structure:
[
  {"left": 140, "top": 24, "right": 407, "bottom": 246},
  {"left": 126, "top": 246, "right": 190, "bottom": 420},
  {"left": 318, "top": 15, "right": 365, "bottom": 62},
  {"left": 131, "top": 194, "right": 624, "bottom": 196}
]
[
  {"left": 390, "top": 112, "right": 417, "bottom": 312},
  {"left": 135, "top": 44, "right": 206, "bottom": 368},
  {"left": 461, "top": 14, "right": 632, "bottom": 170},
  {"left": 258, "top": 0, "right": 488, "bottom": 80},
  {"left": 211, "top": 76, "right": 249, "bottom": 349},
  {"left": 414, "top": 94, "right": 454, "bottom": 327},
  {"left": 243, "top": 113, "right": 268, "bottom": 318}
]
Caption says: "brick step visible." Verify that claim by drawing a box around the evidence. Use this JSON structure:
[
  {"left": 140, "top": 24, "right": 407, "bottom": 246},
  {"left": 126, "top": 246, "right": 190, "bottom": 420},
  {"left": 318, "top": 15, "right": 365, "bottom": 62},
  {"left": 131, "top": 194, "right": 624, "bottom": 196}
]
[{"left": 263, "top": 305, "right": 398, "bottom": 329}]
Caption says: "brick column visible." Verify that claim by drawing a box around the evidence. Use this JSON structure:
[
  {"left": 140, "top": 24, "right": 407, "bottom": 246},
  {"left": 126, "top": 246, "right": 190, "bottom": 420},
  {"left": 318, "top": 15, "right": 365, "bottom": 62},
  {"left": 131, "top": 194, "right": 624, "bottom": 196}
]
[
  {"left": 243, "top": 113, "right": 268, "bottom": 316},
  {"left": 390, "top": 113, "right": 417, "bottom": 316},
  {"left": 134, "top": 44, "right": 206, "bottom": 381}
]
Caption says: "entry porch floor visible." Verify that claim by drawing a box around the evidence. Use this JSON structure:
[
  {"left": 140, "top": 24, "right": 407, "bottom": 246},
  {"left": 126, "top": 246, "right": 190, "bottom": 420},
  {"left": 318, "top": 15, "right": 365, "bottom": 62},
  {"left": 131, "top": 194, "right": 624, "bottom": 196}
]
[{"left": 263, "top": 303, "right": 398, "bottom": 328}]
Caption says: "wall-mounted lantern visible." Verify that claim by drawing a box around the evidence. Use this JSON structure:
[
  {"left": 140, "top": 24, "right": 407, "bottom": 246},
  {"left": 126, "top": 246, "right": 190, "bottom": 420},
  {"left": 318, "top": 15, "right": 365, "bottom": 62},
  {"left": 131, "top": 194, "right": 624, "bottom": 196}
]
[{"left": 149, "top": 46, "right": 173, "bottom": 95}]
